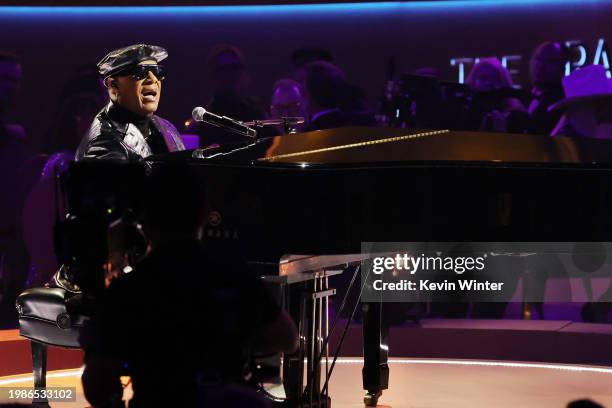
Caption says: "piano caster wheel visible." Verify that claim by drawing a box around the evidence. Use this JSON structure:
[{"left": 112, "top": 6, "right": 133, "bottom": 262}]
[{"left": 364, "top": 390, "right": 382, "bottom": 406}]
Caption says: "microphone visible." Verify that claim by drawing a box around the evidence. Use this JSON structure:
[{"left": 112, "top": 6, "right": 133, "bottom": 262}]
[{"left": 191, "top": 107, "right": 257, "bottom": 138}]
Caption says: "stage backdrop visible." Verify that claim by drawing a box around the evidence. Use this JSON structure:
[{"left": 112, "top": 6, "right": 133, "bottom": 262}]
[{"left": 2, "top": 0, "right": 612, "bottom": 148}]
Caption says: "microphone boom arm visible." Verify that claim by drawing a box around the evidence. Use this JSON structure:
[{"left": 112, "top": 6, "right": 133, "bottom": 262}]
[
  {"left": 191, "top": 106, "right": 258, "bottom": 139},
  {"left": 243, "top": 117, "right": 305, "bottom": 135}
]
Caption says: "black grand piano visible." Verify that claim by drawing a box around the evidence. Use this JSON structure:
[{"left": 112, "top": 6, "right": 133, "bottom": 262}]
[
  {"left": 150, "top": 126, "right": 612, "bottom": 405},
  {"left": 71, "top": 126, "right": 612, "bottom": 406}
]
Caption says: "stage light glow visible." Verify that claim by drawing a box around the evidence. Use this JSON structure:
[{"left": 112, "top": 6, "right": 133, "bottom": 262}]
[
  {"left": 0, "top": 368, "right": 83, "bottom": 386},
  {"left": 0, "top": 0, "right": 611, "bottom": 19},
  {"left": 333, "top": 358, "right": 612, "bottom": 374},
  {"left": 2, "top": 358, "right": 612, "bottom": 388}
]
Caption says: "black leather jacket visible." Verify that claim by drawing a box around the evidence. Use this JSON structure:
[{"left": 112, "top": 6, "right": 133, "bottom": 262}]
[{"left": 75, "top": 103, "right": 185, "bottom": 162}]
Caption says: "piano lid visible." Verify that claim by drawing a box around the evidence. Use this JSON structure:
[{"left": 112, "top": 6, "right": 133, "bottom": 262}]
[{"left": 257, "top": 127, "right": 612, "bottom": 166}]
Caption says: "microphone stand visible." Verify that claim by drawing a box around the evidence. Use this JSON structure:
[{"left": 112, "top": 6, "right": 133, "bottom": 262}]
[
  {"left": 191, "top": 116, "right": 306, "bottom": 160},
  {"left": 243, "top": 117, "right": 305, "bottom": 135}
]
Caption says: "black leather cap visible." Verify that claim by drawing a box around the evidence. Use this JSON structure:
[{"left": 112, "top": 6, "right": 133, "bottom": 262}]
[{"left": 97, "top": 44, "right": 168, "bottom": 77}]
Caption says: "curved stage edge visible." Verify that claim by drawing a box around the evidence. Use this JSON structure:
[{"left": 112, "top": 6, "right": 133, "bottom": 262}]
[
  {"left": 1, "top": 359, "right": 612, "bottom": 407},
  {"left": 3, "top": 318, "right": 612, "bottom": 406}
]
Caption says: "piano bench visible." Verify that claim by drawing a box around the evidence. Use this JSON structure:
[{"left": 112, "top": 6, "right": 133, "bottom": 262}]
[{"left": 15, "top": 287, "right": 88, "bottom": 406}]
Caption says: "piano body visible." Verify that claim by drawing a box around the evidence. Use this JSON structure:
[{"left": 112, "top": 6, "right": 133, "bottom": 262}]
[
  {"left": 70, "top": 126, "right": 612, "bottom": 406},
  {"left": 182, "top": 126, "right": 612, "bottom": 252},
  {"left": 174, "top": 127, "right": 612, "bottom": 406}
]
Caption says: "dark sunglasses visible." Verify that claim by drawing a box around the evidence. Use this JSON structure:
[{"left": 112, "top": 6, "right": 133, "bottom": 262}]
[{"left": 116, "top": 64, "right": 166, "bottom": 81}]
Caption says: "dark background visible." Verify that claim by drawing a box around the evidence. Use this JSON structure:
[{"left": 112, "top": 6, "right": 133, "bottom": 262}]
[{"left": 1, "top": 0, "right": 612, "bottom": 149}]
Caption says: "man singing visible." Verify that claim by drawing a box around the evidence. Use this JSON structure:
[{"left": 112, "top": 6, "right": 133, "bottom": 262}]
[{"left": 75, "top": 44, "right": 184, "bottom": 162}]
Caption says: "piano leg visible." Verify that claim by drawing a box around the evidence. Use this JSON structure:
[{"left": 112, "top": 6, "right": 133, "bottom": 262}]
[
  {"left": 362, "top": 301, "right": 389, "bottom": 406},
  {"left": 282, "top": 278, "right": 332, "bottom": 407},
  {"left": 282, "top": 282, "right": 306, "bottom": 403}
]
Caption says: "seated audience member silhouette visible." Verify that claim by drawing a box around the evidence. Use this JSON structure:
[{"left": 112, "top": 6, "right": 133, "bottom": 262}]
[
  {"left": 300, "top": 61, "right": 375, "bottom": 132},
  {"left": 0, "top": 52, "right": 32, "bottom": 327},
  {"left": 187, "top": 44, "right": 269, "bottom": 146},
  {"left": 466, "top": 58, "right": 527, "bottom": 133},
  {"left": 80, "top": 165, "right": 298, "bottom": 407},
  {"left": 43, "top": 64, "right": 108, "bottom": 158},
  {"left": 270, "top": 79, "right": 309, "bottom": 133},
  {"left": 0, "top": 52, "right": 25, "bottom": 141},
  {"left": 528, "top": 42, "right": 568, "bottom": 135},
  {"left": 21, "top": 65, "right": 108, "bottom": 288},
  {"left": 339, "top": 82, "right": 376, "bottom": 127},
  {"left": 302, "top": 61, "right": 351, "bottom": 131},
  {"left": 291, "top": 47, "right": 335, "bottom": 85},
  {"left": 207, "top": 44, "right": 252, "bottom": 98},
  {"left": 550, "top": 65, "right": 612, "bottom": 139}
]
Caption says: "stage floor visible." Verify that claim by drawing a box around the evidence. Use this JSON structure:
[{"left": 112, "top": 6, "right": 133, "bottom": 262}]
[{"left": 1, "top": 358, "right": 612, "bottom": 407}]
